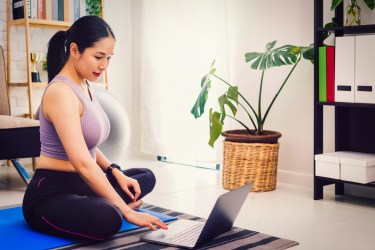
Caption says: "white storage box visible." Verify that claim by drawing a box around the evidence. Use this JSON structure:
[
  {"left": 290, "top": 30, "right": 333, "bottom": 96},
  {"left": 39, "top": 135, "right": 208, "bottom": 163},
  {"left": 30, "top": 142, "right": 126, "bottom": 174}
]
[
  {"left": 339, "top": 152, "right": 375, "bottom": 184},
  {"left": 315, "top": 152, "right": 341, "bottom": 179}
]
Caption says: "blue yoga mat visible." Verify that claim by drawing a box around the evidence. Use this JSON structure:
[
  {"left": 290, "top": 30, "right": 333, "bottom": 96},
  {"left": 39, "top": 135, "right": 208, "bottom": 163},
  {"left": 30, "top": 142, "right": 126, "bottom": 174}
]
[{"left": 0, "top": 206, "right": 176, "bottom": 250}]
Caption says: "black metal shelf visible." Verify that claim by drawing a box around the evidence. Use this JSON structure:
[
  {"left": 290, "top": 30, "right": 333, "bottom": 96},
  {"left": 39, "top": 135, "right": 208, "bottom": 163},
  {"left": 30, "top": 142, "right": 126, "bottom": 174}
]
[
  {"left": 313, "top": 0, "right": 375, "bottom": 200},
  {"left": 317, "top": 24, "right": 375, "bottom": 35},
  {"left": 315, "top": 176, "right": 375, "bottom": 188},
  {"left": 316, "top": 102, "right": 375, "bottom": 109}
]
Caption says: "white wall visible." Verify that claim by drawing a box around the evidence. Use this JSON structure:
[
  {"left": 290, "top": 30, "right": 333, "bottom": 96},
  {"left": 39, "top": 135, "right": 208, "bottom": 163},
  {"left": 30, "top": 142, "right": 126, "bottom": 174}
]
[
  {"left": 225, "top": 0, "right": 314, "bottom": 186},
  {"left": 102, "top": 0, "right": 135, "bottom": 159},
  {"left": 103, "top": 0, "right": 317, "bottom": 185},
  {"left": 1, "top": 0, "right": 316, "bottom": 184},
  {"left": 5, "top": 0, "right": 374, "bottom": 186}
]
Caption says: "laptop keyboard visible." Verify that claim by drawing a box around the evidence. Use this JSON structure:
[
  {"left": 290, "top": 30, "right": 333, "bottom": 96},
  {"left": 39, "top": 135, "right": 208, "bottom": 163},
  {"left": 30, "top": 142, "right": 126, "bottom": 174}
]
[{"left": 165, "top": 223, "right": 204, "bottom": 246}]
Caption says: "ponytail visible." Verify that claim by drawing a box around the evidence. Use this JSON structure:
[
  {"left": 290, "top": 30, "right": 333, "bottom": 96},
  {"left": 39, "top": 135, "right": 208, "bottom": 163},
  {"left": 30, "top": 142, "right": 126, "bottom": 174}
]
[
  {"left": 46, "top": 16, "right": 115, "bottom": 83},
  {"left": 47, "top": 30, "right": 68, "bottom": 82}
]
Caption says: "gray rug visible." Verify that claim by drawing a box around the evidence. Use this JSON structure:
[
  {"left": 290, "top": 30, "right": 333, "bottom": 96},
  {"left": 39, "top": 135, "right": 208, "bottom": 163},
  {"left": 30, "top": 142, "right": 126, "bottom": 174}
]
[{"left": 54, "top": 204, "right": 298, "bottom": 250}]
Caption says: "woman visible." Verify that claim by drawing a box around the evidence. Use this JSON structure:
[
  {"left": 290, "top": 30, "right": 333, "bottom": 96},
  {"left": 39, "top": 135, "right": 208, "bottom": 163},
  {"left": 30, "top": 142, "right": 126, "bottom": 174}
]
[{"left": 22, "top": 15, "right": 167, "bottom": 240}]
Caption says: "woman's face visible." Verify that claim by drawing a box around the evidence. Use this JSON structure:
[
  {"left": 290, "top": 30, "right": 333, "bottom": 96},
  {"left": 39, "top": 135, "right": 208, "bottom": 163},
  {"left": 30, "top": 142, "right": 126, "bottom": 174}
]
[{"left": 75, "top": 36, "right": 115, "bottom": 82}]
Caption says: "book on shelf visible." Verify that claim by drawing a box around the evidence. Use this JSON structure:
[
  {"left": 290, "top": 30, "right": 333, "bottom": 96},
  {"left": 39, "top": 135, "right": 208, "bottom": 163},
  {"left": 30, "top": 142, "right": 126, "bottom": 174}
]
[
  {"left": 37, "top": 0, "right": 46, "bottom": 19},
  {"left": 12, "top": 0, "right": 85, "bottom": 22},
  {"left": 318, "top": 46, "right": 335, "bottom": 103},
  {"left": 65, "top": 0, "right": 82, "bottom": 22},
  {"left": 73, "top": 0, "right": 80, "bottom": 21},
  {"left": 52, "top": 0, "right": 58, "bottom": 20},
  {"left": 12, "top": 0, "right": 31, "bottom": 19},
  {"left": 12, "top": 0, "right": 24, "bottom": 20},
  {"left": 45, "top": 0, "right": 52, "bottom": 20},
  {"left": 80, "top": 0, "right": 86, "bottom": 17},
  {"left": 30, "top": 0, "right": 37, "bottom": 18},
  {"left": 326, "top": 46, "right": 335, "bottom": 102},
  {"left": 318, "top": 46, "right": 327, "bottom": 102},
  {"left": 58, "top": 0, "right": 64, "bottom": 21}
]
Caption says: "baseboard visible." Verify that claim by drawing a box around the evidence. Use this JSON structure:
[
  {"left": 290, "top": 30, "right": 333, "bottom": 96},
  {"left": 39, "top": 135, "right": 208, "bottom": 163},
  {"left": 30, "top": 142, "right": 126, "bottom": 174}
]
[{"left": 277, "top": 169, "right": 313, "bottom": 187}]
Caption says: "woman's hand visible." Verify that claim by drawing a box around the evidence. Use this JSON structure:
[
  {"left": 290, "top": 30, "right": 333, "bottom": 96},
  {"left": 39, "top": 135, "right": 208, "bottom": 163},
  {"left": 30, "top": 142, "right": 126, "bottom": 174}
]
[
  {"left": 123, "top": 210, "right": 168, "bottom": 231},
  {"left": 128, "top": 199, "right": 143, "bottom": 210},
  {"left": 113, "top": 169, "right": 141, "bottom": 201}
]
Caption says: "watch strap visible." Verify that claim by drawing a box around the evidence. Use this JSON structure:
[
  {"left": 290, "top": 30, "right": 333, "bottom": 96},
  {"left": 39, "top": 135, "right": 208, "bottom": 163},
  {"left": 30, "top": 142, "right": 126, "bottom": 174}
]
[{"left": 106, "top": 163, "right": 121, "bottom": 175}]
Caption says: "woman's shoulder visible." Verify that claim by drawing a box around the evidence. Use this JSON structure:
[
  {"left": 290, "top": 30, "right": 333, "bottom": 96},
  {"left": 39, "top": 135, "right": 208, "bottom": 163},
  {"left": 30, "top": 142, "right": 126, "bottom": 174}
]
[
  {"left": 45, "top": 81, "right": 74, "bottom": 97},
  {"left": 44, "top": 81, "right": 79, "bottom": 106},
  {"left": 42, "top": 81, "right": 81, "bottom": 118}
]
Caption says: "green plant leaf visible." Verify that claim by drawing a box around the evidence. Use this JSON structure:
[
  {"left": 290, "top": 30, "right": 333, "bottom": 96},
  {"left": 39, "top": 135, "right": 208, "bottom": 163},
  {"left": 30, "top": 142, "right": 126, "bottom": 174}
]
[
  {"left": 227, "top": 86, "right": 238, "bottom": 104},
  {"left": 331, "top": 0, "right": 343, "bottom": 10},
  {"left": 331, "top": 0, "right": 374, "bottom": 10},
  {"left": 266, "top": 40, "right": 277, "bottom": 51},
  {"left": 323, "top": 18, "right": 338, "bottom": 42},
  {"left": 245, "top": 41, "right": 300, "bottom": 70},
  {"left": 301, "top": 43, "right": 314, "bottom": 63},
  {"left": 218, "top": 91, "right": 238, "bottom": 123},
  {"left": 364, "top": 0, "right": 375, "bottom": 9},
  {"left": 218, "top": 95, "right": 228, "bottom": 123},
  {"left": 86, "top": 0, "right": 103, "bottom": 16},
  {"left": 208, "top": 109, "right": 223, "bottom": 147},
  {"left": 191, "top": 76, "right": 211, "bottom": 118},
  {"left": 248, "top": 55, "right": 263, "bottom": 70},
  {"left": 244, "top": 52, "right": 260, "bottom": 62},
  {"left": 191, "top": 61, "right": 216, "bottom": 118}
]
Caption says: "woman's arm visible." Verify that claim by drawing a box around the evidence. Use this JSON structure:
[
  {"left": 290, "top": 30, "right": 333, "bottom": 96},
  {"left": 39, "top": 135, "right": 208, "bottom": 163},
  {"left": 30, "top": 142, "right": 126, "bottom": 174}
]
[
  {"left": 95, "top": 148, "right": 111, "bottom": 171},
  {"left": 43, "top": 82, "right": 166, "bottom": 230},
  {"left": 96, "top": 147, "right": 141, "bottom": 201}
]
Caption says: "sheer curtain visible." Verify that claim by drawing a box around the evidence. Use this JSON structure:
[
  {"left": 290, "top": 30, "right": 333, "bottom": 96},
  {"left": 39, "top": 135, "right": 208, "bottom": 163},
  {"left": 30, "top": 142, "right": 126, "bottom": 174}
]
[{"left": 139, "top": 0, "right": 229, "bottom": 167}]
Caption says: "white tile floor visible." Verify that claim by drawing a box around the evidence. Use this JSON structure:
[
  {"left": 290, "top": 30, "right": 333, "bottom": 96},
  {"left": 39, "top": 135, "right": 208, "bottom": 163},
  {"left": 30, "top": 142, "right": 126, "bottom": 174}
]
[{"left": 1, "top": 159, "right": 375, "bottom": 250}]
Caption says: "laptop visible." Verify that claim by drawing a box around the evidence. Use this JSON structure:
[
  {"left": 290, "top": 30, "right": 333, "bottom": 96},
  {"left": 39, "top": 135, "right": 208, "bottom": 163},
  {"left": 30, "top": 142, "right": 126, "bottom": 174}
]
[{"left": 141, "top": 182, "right": 253, "bottom": 249}]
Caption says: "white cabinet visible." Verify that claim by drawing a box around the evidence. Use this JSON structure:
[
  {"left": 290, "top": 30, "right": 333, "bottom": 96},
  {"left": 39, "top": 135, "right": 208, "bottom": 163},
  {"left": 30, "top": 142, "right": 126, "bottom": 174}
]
[
  {"left": 335, "top": 36, "right": 355, "bottom": 102},
  {"left": 355, "top": 35, "right": 375, "bottom": 104},
  {"left": 335, "top": 35, "right": 375, "bottom": 104}
]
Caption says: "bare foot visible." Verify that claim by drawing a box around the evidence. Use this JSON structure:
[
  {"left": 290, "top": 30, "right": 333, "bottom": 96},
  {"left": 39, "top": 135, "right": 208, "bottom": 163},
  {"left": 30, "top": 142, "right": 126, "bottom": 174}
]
[{"left": 128, "top": 199, "right": 143, "bottom": 210}]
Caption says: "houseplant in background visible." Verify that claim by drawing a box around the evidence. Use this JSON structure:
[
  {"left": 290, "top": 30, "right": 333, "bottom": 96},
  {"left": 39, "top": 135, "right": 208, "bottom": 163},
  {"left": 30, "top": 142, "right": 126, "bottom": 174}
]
[
  {"left": 86, "top": 0, "right": 103, "bottom": 17},
  {"left": 330, "top": 0, "right": 374, "bottom": 26},
  {"left": 191, "top": 41, "right": 313, "bottom": 191}
]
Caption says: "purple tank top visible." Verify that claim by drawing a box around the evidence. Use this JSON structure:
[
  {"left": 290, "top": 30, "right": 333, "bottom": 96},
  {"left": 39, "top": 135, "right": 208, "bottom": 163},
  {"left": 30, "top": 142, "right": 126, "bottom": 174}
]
[{"left": 39, "top": 75, "right": 110, "bottom": 160}]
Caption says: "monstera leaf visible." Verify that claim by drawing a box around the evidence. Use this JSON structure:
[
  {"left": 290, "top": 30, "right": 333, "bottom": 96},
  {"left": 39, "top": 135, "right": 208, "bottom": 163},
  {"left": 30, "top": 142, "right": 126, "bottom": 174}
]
[
  {"left": 245, "top": 41, "right": 314, "bottom": 70},
  {"left": 191, "top": 61, "right": 216, "bottom": 118},
  {"left": 245, "top": 41, "right": 302, "bottom": 70},
  {"left": 218, "top": 87, "right": 238, "bottom": 122},
  {"left": 208, "top": 109, "right": 222, "bottom": 147},
  {"left": 301, "top": 43, "right": 314, "bottom": 63}
]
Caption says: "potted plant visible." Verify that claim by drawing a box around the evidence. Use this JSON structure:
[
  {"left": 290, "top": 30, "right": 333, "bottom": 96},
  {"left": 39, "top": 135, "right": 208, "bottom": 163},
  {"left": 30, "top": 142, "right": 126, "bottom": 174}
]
[
  {"left": 331, "top": 0, "right": 374, "bottom": 26},
  {"left": 86, "top": 0, "right": 103, "bottom": 17},
  {"left": 191, "top": 41, "right": 313, "bottom": 191},
  {"left": 331, "top": 0, "right": 374, "bottom": 11}
]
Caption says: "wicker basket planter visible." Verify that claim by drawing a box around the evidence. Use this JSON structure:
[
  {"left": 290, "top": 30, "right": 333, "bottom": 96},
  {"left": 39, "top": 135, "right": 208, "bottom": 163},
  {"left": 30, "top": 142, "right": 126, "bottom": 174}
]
[{"left": 222, "top": 130, "right": 281, "bottom": 192}]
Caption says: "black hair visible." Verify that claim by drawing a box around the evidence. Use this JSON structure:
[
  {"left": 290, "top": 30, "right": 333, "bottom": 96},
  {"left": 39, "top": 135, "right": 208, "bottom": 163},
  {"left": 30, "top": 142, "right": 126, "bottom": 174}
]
[{"left": 46, "top": 15, "right": 115, "bottom": 82}]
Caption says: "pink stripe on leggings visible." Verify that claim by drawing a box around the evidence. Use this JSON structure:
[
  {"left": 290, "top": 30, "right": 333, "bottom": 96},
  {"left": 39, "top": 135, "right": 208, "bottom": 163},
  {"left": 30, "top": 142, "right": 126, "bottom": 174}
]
[
  {"left": 42, "top": 216, "right": 104, "bottom": 241},
  {"left": 38, "top": 177, "right": 46, "bottom": 188}
]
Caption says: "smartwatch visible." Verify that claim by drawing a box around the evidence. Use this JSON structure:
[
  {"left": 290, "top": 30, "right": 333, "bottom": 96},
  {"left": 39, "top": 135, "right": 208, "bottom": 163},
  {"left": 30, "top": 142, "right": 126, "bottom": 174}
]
[{"left": 106, "top": 163, "right": 121, "bottom": 176}]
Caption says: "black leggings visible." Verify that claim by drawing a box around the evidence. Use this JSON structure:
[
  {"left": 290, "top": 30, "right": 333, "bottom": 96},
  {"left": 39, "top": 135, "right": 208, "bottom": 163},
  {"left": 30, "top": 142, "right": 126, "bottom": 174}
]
[{"left": 22, "top": 168, "right": 156, "bottom": 240}]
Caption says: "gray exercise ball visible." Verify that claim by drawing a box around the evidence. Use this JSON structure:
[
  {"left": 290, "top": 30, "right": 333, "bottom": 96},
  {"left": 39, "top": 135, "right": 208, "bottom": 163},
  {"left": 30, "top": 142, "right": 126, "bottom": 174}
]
[
  {"left": 95, "top": 86, "right": 131, "bottom": 163},
  {"left": 35, "top": 86, "right": 131, "bottom": 163}
]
